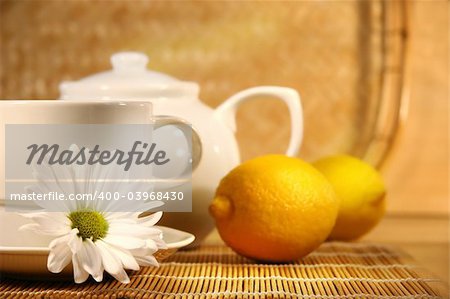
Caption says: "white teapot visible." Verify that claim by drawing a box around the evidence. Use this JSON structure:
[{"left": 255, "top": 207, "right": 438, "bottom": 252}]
[{"left": 59, "top": 52, "right": 303, "bottom": 246}]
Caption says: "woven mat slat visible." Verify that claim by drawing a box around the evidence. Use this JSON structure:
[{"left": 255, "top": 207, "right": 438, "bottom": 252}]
[{"left": 0, "top": 242, "right": 447, "bottom": 298}]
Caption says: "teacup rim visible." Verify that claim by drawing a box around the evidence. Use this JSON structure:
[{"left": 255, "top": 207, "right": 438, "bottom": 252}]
[{"left": 0, "top": 99, "right": 153, "bottom": 107}]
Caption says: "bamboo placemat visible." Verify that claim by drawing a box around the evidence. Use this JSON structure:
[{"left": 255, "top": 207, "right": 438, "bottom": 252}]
[{"left": 0, "top": 242, "right": 447, "bottom": 298}]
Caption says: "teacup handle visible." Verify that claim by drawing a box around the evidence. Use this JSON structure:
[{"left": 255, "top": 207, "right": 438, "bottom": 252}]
[
  {"left": 214, "top": 86, "right": 303, "bottom": 156},
  {"left": 154, "top": 115, "right": 202, "bottom": 174}
]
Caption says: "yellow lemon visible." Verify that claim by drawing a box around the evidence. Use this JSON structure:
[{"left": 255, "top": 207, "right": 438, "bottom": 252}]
[
  {"left": 313, "top": 155, "right": 386, "bottom": 241},
  {"left": 209, "top": 155, "right": 339, "bottom": 262}
]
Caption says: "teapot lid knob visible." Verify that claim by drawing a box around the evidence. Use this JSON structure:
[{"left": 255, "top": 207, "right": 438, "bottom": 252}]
[
  {"left": 111, "top": 52, "right": 149, "bottom": 74},
  {"left": 59, "top": 51, "right": 200, "bottom": 99}
]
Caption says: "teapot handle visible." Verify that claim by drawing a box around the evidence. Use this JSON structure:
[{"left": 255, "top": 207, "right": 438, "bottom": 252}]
[{"left": 214, "top": 86, "right": 303, "bottom": 156}]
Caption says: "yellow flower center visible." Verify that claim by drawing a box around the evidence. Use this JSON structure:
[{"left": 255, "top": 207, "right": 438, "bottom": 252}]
[{"left": 68, "top": 210, "right": 109, "bottom": 241}]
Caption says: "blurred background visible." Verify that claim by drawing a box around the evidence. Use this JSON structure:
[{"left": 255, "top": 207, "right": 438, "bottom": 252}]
[{"left": 0, "top": 0, "right": 448, "bottom": 280}]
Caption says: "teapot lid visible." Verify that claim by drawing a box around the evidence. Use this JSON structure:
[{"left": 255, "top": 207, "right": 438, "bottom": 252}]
[{"left": 59, "top": 52, "right": 199, "bottom": 100}]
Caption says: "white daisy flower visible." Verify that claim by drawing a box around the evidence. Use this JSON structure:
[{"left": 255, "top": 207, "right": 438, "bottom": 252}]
[
  {"left": 20, "top": 210, "right": 166, "bottom": 283},
  {"left": 18, "top": 144, "right": 167, "bottom": 283}
]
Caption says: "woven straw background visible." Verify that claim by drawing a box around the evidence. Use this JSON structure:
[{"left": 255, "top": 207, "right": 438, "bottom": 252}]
[
  {"left": 0, "top": 243, "right": 447, "bottom": 298},
  {"left": 0, "top": 0, "right": 405, "bottom": 165}
]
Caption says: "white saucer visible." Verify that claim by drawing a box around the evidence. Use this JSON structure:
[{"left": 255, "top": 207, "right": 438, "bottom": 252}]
[{"left": 0, "top": 210, "right": 194, "bottom": 278}]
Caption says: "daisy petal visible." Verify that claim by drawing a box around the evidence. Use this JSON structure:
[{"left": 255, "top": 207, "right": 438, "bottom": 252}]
[
  {"left": 97, "top": 240, "right": 139, "bottom": 271},
  {"left": 103, "top": 235, "right": 146, "bottom": 250},
  {"left": 145, "top": 239, "right": 160, "bottom": 252},
  {"left": 19, "top": 223, "right": 69, "bottom": 236},
  {"left": 67, "top": 229, "right": 82, "bottom": 254},
  {"left": 18, "top": 212, "right": 70, "bottom": 235},
  {"left": 106, "top": 218, "right": 136, "bottom": 225},
  {"left": 21, "top": 211, "right": 68, "bottom": 223},
  {"left": 96, "top": 240, "right": 130, "bottom": 283},
  {"left": 150, "top": 237, "right": 168, "bottom": 250},
  {"left": 156, "top": 240, "right": 167, "bottom": 250},
  {"left": 135, "top": 255, "right": 159, "bottom": 267},
  {"left": 72, "top": 254, "right": 89, "bottom": 283},
  {"left": 106, "top": 212, "right": 141, "bottom": 221},
  {"left": 128, "top": 243, "right": 158, "bottom": 257},
  {"left": 108, "top": 223, "right": 163, "bottom": 238},
  {"left": 95, "top": 240, "right": 121, "bottom": 273},
  {"left": 47, "top": 236, "right": 72, "bottom": 273},
  {"left": 110, "top": 267, "right": 130, "bottom": 284},
  {"left": 77, "top": 239, "right": 103, "bottom": 282}
]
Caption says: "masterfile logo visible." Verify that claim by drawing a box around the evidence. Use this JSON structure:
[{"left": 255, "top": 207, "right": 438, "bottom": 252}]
[
  {"left": 26, "top": 141, "right": 170, "bottom": 171},
  {"left": 5, "top": 124, "right": 193, "bottom": 212}
]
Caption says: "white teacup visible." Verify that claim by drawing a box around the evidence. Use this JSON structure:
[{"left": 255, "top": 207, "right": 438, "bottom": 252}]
[{"left": 0, "top": 100, "right": 200, "bottom": 205}]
